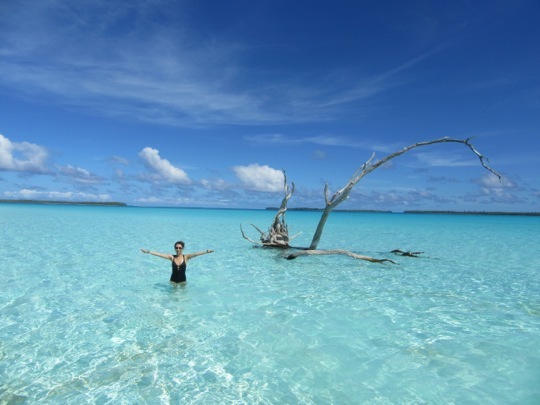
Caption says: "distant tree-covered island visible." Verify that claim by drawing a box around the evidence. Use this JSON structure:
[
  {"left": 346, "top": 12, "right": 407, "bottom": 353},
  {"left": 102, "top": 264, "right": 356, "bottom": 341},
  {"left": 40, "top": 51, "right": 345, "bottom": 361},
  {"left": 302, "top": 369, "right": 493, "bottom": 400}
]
[
  {"left": 266, "top": 207, "right": 539, "bottom": 216},
  {"left": 0, "top": 199, "right": 127, "bottom": 207},
  {"left": 266, "top": 207, "right": 392, "bottom": 213},
  {"left": 403, "top": 210, "right": 540, "bottom": 216}
]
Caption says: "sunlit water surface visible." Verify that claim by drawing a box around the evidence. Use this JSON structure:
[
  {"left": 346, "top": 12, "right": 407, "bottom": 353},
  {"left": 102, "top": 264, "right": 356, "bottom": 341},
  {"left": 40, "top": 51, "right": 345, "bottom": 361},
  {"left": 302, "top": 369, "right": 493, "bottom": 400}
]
[{"left": 1, "top": 204, "right": 539, "bottom": 404}]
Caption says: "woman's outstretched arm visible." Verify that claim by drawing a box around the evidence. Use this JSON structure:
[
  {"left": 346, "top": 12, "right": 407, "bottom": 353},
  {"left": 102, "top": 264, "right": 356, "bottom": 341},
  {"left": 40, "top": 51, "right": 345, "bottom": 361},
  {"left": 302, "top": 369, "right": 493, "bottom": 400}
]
[
  {"left": 140, "top": 249, "right": 173, "bottom": 260},
  {"left": 185, "top": 249, "right": 214, "bottom": 261}
]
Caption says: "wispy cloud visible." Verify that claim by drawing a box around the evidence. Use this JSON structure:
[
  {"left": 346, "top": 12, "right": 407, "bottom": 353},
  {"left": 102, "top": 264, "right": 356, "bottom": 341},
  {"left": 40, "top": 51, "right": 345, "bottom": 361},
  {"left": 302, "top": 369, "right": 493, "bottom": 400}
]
[
  {"left": 1, "top": 1, "right": 273, "bottom": 125},
  {"left": 316, "top": 50, "right": 435, "bottom": 108},
  {"left": 414, "top": 151, "right": 478, "bottom": 167},
  {"left": 312, "top": 150, "right": 327, "bottom": 160},
  {"left": 3, "top": 189, "right": 110, "bottom": 201},
  {"left": 244, "top": 134, "right": 407, "bottom": 155},
  {"left": 472, "top": 173, "right": 523, "bottom": 204},
  {"left": 478, "top": 173, "right": 515, "bottom": 190},
  {"left": 58, "top": 165, "right": 104, "bottom": 185},
  {"left": 245, "top": 134, "right": 373, "bottom": 148},
  {"left": 0, "top": 1, "right": 430, "bottom": 127}
]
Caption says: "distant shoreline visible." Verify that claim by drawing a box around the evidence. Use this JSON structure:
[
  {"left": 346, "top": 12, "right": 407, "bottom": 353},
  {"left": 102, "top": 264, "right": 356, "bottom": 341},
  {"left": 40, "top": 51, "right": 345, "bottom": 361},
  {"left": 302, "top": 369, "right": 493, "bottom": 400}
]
[
  {"left": 0, "top": 199, "right": 127, "bottom": 207},
  {"left": 266, "top": 207, "right": 392, "bottom": 213},
  {"left": 402, "top": 210, "right": 540, "bottom": 216},
  {"left": 0, "top": 200, "right": 537, "bottom": 215},
  {"left": 266, "top": 207, "right": 540, "bottom": 216}
]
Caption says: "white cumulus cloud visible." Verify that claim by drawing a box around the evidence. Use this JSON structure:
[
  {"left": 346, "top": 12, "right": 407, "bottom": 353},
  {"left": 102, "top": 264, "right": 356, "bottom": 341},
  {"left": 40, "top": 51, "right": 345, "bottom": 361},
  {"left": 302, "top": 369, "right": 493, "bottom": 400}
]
[
  {"left": 232, "top": 164, "right": 283, "bottom": 192},
  {"left": 0, "top": 134, "right": 49, "bottom": 173},
  {"left": 139, "top": 147, "right": 191, "bottom": 184}
]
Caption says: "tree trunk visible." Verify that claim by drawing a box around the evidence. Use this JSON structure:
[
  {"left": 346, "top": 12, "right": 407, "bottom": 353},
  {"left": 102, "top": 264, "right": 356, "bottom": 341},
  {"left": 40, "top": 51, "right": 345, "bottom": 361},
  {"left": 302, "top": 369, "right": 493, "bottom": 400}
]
[{"left": 309, "top": 205, "right": 332, "bottom": 250}]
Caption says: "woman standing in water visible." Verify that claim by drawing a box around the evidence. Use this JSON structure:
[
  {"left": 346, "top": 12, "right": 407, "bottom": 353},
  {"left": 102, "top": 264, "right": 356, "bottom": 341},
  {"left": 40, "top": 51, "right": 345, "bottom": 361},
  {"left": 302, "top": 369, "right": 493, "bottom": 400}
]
[{"left": 141, "top": 241, "right": 214, "bottom": 284}]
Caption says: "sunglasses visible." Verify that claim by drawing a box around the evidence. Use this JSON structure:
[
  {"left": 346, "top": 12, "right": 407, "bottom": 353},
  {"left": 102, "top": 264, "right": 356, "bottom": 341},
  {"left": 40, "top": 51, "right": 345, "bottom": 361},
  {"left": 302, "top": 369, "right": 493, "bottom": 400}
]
[{"left": 175, "top": 246, "right": 184, "bottom": 250}]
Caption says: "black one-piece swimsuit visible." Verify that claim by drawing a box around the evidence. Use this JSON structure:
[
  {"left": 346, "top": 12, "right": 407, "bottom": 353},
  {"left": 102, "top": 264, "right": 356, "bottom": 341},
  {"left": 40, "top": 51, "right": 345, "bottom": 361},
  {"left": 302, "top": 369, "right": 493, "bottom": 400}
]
[{"left": 170, "top": 255, "right": 187, "bottom": 283}]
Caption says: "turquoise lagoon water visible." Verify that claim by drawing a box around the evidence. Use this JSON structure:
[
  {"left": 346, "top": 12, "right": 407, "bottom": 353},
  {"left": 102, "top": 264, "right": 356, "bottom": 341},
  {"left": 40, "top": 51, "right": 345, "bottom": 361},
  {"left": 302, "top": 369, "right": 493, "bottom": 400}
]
[{"left": 1, "top": 204, "right": 539, "bottom": 404}]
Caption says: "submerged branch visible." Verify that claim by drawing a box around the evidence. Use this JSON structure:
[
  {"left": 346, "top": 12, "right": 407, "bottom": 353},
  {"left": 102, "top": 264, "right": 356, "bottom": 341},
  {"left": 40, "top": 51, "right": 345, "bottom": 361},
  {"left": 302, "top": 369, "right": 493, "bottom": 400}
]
[
  {"left": 286, "top": 249, "right": 397, "bottom": 264},
  {"left": 391, "top": 249, "right": 425, "bottom": 258}
]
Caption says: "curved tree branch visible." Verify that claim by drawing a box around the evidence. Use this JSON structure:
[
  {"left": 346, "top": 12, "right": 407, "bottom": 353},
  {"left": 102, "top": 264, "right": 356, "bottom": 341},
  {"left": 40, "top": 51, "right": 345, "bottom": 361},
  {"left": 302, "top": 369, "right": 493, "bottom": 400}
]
[
  {"left": 240, "top": 224, "right": 263, "bottom": 245},
  {"left": 308, "top": 137, "right": 501, "bottom": 249}
]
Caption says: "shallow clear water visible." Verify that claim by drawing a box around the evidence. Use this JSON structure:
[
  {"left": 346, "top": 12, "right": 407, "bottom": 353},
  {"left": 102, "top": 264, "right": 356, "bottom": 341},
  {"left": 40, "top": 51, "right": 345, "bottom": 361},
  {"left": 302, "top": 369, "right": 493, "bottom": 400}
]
[{"left": 1, "top": 204, "right": 539, "bottom": 404}]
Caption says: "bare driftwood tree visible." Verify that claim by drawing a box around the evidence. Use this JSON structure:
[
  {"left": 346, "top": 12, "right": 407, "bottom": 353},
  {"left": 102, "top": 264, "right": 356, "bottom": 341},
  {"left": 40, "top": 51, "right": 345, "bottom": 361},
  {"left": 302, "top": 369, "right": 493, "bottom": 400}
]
[
  {"left": 241, "top": 137, "right": 501, "bottom": 263},
  {"left": 240, "top": 170, "right": 301, "bottom": 247}
]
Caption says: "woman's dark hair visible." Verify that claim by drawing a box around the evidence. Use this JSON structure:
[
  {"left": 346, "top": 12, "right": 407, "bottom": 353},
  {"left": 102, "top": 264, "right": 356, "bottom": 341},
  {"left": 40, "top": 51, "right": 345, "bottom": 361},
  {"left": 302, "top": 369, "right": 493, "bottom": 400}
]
[{"left": 174, "top": 241, "right": 185, "bottom": 248}]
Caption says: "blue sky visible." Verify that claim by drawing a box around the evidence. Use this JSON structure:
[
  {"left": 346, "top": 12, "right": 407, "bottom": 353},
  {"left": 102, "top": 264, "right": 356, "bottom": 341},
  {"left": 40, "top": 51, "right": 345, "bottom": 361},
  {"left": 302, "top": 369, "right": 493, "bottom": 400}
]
[{"left": 1, "top": 0, "right": 538, "bottom": 211}]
